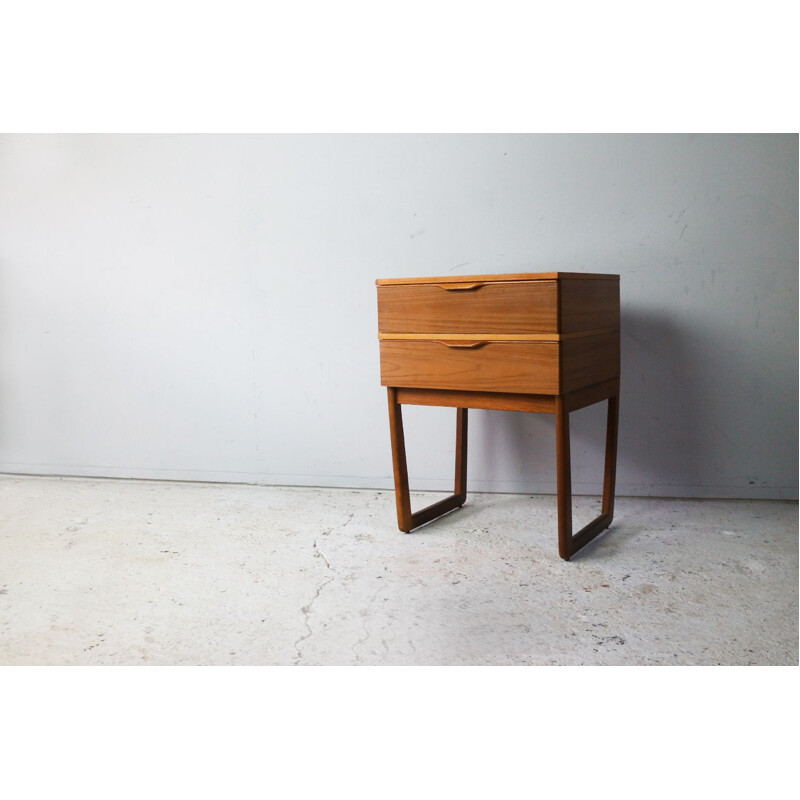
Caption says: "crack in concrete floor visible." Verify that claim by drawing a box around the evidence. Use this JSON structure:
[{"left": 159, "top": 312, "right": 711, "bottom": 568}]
[{"left": 0, "top": 475, "right": 796, "bottom": 665}]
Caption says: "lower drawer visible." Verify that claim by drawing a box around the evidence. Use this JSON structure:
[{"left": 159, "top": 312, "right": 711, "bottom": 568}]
[{"left": 379, "top": 339, "right": 560, "bottom": 394}]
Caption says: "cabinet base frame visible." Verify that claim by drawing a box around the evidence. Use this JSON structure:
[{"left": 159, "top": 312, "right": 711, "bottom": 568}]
[{"left": 386, "top": 379, "right": 619, "bottom": 561}]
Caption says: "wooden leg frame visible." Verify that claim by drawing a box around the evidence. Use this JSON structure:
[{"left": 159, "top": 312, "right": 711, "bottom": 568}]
[
  {"left": 386, "top": 382, "right": 620, "bottom": 560},
  {"left": 388, "top": 391, "right": 468, "bottom": 532},
  {"left": 555, "top": 392, "right": 619, "bottom": 559}
]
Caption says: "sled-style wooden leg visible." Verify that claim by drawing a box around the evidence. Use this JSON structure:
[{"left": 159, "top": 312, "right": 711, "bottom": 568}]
[
  {"left": 556, "top": 392, "right": 619, "bottom": 560},
  {"left": 387, "top": 388, "right": 468, "bottom": 532}
]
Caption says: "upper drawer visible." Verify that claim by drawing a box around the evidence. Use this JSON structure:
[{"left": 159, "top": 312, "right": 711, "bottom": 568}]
[{"left": 377, "top": 280, "right": 558, "bottom": 334}]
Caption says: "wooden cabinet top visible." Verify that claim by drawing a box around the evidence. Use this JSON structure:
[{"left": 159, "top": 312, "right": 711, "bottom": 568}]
[{"left": 376, "top": 272, "right": 619, "bottom": 286}]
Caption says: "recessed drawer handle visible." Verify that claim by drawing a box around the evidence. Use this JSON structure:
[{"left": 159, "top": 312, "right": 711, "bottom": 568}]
[
  {"left": 434, "top": 282, "right": 485, "bottom": 291},
  {"left": 437, "top": 340, "right": 487, "bottom": 349}
]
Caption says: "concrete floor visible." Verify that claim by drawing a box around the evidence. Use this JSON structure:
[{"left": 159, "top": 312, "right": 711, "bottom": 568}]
[{"left": 0, "top": 474, "right": 796, "bottom": 666}]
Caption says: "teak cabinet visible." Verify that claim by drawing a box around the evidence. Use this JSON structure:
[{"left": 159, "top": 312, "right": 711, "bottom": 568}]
[{"left": 376, "top": 271, "right": 620, "bottom": 560}]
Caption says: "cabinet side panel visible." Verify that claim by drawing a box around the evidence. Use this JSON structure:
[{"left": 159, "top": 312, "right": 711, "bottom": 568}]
[
  {"left": 559, "top": 278, "right": 620, "bottom": 333},
  {"left": 561, "top": 332, "right": 620, "bottom": 393}
]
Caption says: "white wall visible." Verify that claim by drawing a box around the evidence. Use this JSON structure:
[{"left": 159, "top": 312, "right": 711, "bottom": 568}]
[{"left": 0, "top": 134, "right": 796, "bottom": 498}]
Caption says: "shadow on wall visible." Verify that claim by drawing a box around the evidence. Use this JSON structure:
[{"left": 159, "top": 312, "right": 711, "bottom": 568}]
[
  {"left": 616, "top": 305, "right": 784, "bottom": 495},
  {"left": 620, "top": 307, "right": 702, "bottom": 492},
  {"left": 470, "top": 306, "right": 724, "bottom": 498}
]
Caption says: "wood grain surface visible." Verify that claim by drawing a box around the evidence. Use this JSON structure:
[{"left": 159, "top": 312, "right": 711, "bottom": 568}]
[
  {"left": 560, "top": 331, "right": 620, "bottom": 393},
  {"left": 559, "top": 277, "right": 621, "bottom": 333}
]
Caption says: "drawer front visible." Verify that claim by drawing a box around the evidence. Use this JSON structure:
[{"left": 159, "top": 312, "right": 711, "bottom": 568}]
[
  {"left": 377, "top": 280, "right": 558, "bottom": 334},
  {"left": 380, "top": 339, "right": 560, "bottom": 394}
]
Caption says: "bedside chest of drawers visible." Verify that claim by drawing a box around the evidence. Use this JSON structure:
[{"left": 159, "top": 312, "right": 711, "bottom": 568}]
[{"left": 376, "top": 271, "right": 620, "bottom": 560}]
